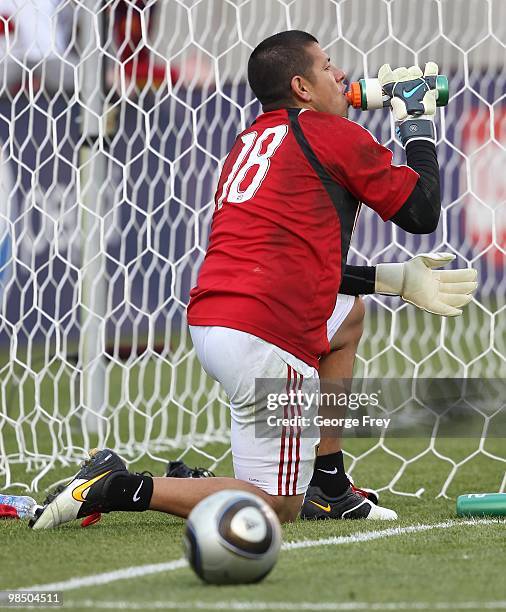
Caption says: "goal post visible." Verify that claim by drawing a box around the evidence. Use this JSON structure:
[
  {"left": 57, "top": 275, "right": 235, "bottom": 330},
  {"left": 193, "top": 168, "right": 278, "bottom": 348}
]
[
  {"left": 78, "top": 0, "right": 108, "bottom": 440},
  {"left": 0, "top": 0, "right": 504, "bottom": 496}
]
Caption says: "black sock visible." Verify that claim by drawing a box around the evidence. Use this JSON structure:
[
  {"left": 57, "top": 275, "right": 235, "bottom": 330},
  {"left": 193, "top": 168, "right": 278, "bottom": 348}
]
[
  {"left": 104, "top": 473, "right": 154, "bottom": 511},
  {"left": 310, "top": 451, "right": 350, "bottom": 497}
]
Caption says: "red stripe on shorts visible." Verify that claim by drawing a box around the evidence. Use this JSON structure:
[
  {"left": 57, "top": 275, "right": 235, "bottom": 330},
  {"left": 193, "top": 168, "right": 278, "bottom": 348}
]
[
  {"left": 292, "top": 373, "right": 304, "bottom": 495},
  {"left": 277, "top": 365, "right": 292, "bottom": 495},
  {"left": 285, "top": 370, "right": 298, "bottom": 495}
]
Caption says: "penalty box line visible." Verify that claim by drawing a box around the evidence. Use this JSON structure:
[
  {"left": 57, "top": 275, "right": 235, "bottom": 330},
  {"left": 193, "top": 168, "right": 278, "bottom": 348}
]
[{"left": 21, "top": 518, "right": 502, "bottom": 593}]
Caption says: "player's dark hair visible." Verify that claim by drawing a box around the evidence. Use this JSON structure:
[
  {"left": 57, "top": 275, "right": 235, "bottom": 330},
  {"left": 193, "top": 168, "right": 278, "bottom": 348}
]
[{"left": 248, "top": 30, "right": 319, "bottom": 108}]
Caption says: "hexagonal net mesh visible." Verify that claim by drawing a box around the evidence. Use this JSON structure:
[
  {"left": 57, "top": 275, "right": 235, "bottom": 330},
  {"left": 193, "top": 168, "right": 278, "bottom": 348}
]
[{"left": 0, "top": 0, "right": 504, "bottom": 496}]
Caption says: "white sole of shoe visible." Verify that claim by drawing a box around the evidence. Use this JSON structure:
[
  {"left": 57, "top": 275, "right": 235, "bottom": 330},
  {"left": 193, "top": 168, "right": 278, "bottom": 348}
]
[
  {"left": 366, "top": 501, "right": 398, "bottom": 520},
  {"left": 31, "top": 480, "right": 85, "bottom": 530},
  {"left": 340, "top": 499, "right": 398, "bottom": 520}
]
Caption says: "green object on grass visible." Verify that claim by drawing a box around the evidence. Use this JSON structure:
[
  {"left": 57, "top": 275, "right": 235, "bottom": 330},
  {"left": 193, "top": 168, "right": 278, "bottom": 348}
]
[{"left": 457, "top": 493, "right": 506, "bottom": 517}]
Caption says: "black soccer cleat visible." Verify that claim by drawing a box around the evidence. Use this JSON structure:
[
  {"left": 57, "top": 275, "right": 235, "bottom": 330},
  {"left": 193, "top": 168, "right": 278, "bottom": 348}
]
[
  {"left": 165, "top": 460, "right": 215, "bottom": 479},
  {"left": 300, "top": 485, "right": 397, "bottom": 520},
  {"left": 29, "top": 448, "right": 128, "bottom": 530}
]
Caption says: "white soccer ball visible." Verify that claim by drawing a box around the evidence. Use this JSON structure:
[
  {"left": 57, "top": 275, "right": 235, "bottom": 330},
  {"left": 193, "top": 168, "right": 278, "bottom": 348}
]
[{"left": 184, "top": 489, "right": 282, "bottom": 585}]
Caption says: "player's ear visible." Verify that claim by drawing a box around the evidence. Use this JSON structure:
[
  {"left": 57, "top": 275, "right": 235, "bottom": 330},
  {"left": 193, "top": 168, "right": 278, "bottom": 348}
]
[{"left": 290, "top": 75, "right": 311, "bottom": 103}]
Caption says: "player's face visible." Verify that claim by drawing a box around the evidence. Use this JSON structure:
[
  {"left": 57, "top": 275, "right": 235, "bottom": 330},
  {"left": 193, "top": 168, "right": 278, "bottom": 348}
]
[{"left": 302, "top": 44, "right": 349, "bottom": 116}]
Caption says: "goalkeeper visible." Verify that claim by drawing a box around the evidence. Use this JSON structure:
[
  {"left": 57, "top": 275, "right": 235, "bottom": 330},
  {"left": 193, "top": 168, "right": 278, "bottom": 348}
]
[{"left": 30, "top": 32, "right": 477, "bottom": 529}]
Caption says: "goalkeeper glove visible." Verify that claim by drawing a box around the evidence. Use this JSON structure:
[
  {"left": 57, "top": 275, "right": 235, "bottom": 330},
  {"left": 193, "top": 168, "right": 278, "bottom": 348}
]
[
  {"left": 375, "top": 252, "right": 478, "bottom": 317},
  {"left": 378, "top": 62, "right": 439, "bottom": 146}
]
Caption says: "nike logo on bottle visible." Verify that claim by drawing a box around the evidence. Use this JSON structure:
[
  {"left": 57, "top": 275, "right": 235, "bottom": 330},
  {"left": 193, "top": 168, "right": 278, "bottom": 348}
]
[
  {"left": 318, "top": 467, "right": 338, "bottom": 475},
  {"left": 403, "top": 83, "right": 424, "bottom": 98},
  {"left": 133, "top": 481, "right": 143, "bottom": 502}
]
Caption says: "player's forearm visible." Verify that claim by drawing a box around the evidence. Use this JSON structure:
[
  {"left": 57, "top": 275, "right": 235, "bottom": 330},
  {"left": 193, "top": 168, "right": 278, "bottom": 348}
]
[{"left": 391, "top": 140, "right": 441, "bottom": 233}]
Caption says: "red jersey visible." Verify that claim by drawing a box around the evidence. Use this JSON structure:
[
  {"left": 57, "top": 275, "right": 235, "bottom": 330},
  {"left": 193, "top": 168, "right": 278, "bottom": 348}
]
[{"left": 187, "top": 108, "right": 418, "bottom": 367}]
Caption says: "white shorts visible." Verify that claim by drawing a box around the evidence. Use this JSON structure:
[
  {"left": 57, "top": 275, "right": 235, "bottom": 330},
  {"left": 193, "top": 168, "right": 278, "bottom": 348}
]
[
  {"left": 327, "top": 293, "right": 355, "bottom": 341},
  {"left": 189, "top": 325, "right": 319, "bottom": 496}
]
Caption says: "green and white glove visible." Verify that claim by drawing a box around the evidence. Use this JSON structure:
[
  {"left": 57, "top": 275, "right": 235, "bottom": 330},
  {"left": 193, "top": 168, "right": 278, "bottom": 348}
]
[
  {"left": 378, "top": 63, "right": 439, "bottom": 145},
  {"left": 375, "top": 253, "right": 478, "bottom": 317}
]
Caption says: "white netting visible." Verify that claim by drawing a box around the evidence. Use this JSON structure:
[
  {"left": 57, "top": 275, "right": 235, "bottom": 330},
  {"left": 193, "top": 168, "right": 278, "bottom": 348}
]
[{"left": 0, "top": 0, "right": 504, "bottom": 494}]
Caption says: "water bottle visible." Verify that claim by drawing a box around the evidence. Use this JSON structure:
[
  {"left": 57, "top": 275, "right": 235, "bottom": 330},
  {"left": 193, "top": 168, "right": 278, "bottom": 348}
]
[
  {"left": 346, "top": 75, "right": 449, "bottom": 110},
  {"left": 456, "top": 493, "right": 506, "bottom": 517},
  {"left": 0, "top": 493, "right": 39, "bottom": 519}
]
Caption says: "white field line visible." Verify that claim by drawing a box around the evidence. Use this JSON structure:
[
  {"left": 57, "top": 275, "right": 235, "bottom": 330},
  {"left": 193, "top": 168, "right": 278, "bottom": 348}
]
[
  {"left": 57, "top": 600, "right": 506, "bottom": 610},
  {"left": 22, "top": 518, "right": 501, "bottom": 593},
  {"left": 22, "top": 559, "right": 188, "bottom": 592},
  {"left": 281, "top": 518, "right": 499, "bottom": 550}
]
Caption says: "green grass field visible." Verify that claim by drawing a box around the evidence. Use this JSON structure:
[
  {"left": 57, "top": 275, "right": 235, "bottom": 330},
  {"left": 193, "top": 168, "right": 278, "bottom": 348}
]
[{"left": 1, "top": 439, "right": 506, "bottom": 612}]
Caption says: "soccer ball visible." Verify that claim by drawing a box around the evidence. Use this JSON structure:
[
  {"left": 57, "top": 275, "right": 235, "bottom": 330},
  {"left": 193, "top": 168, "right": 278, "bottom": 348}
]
[{"left": 184, "top": 489, "right": 282, "bottom": 585}]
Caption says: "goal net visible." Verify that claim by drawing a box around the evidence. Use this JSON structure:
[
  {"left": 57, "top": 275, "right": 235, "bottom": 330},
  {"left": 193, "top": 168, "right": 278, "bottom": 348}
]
[{"left": 0, "top": 0, "right": 504, "bottom": 496}]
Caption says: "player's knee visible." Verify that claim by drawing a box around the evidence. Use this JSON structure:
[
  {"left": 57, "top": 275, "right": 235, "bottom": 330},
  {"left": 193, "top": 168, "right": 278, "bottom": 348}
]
[{"left": 266, "top": 493, "right": 303, "bottom": 523}]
